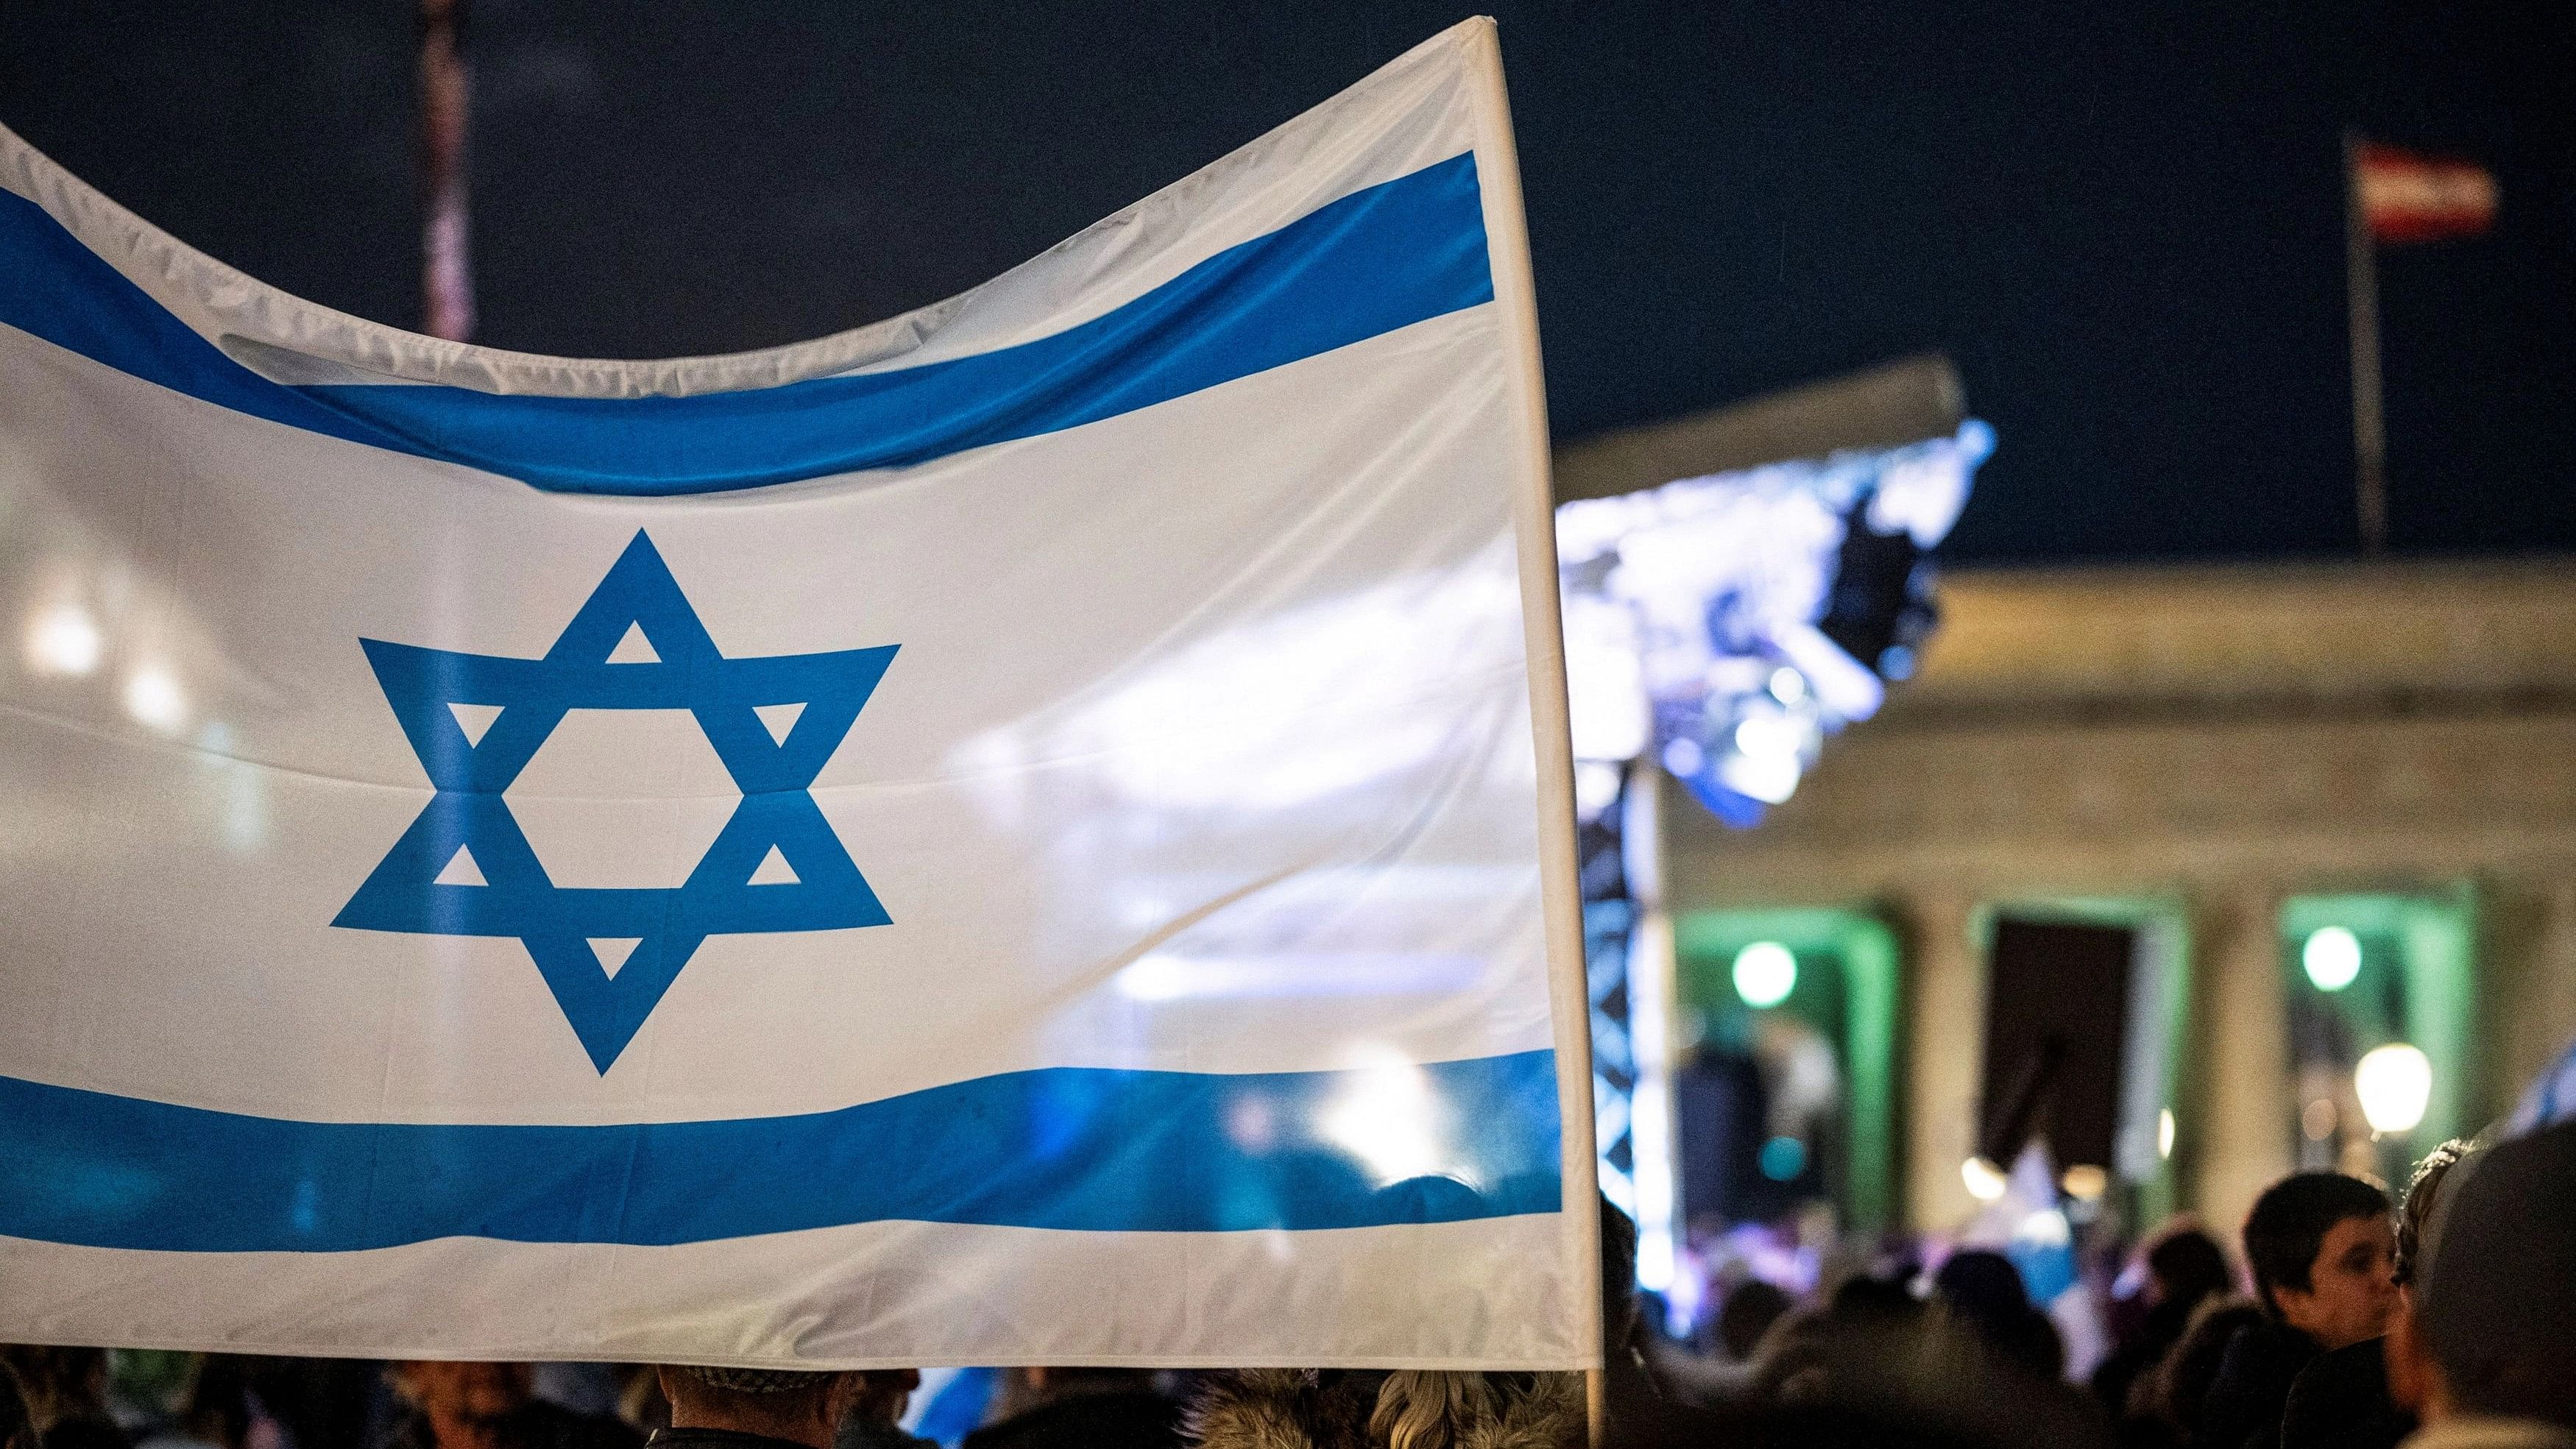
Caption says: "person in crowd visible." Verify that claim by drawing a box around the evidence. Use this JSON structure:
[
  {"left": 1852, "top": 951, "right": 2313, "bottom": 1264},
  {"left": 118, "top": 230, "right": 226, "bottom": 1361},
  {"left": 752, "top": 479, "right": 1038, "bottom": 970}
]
[
  {"left": 1714, "top": 1271, "right": 1916, "bottom": 1409},
  {"left": 224, "top": 1358, "right": 378, "bottom": 1449},
  {"left": 1715, "top": 1282, "right": 1791, "bottom": 1364},
  {"left": 2383, "top": 1120, "right": 2576, "bottom": 1448},
  {"left": 1629, "top": 1280, "right": 2112, "bottom": 1449},
  {"left": 960, "top": 1370, "right": 1175, "bottom": 1449},
  {"left": 1825, "top": 1272, "right": 1915, "bottom": 1322},
  {"left": 617, "top": 1368, "right": 671, "bottom": 1437},
  {"left": 2095, "top": 1227, "right": 2233, "bottom": 1432},
  {"left": 2279, "top": 1142, "right": 2471, "bottom": 1449},
  {"left": 0, "top": 1347, "right": 128, "bottom": 1449},
  {"left": 1932, "top": 1250, "right": 2066, "bottom": 1382},
  {"left": 1753, "top": 1272, "right": 1929, "bottom": 1405},
  {"left": 378, "top": 1362, "right": 640, "bottom": 1449},
  {"left": 132, "top": 1356, "right": 288, "bottom": 1449},
  {"left": 2198, "top": 1174, "right": 2395, "bottom": 1449},
  {"left": 2148, "top": 1296, "right": 2265, "bottom": 1448},
  {"left": 1649, "top": 1276, "right": 1785, "bottom": 1408},
  {"left": 648, "top": 1368, "right": 873, "bottom": 1449},
  {"left": 1, "top": 1361, "right": 35, "bottom": 1449},
  {"left": 827, "top": 1373, "right": 925, "bottom": 1449},
  {"left": 1184, "top": 1370, "right": 1582, "bottom": 1449}
]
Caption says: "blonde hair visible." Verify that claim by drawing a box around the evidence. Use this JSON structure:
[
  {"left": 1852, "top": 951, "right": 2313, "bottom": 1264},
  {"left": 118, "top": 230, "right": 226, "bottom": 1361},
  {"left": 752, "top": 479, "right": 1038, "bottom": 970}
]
[{"left": 1370, "top": 1372, "right": 1496, "bottom": 1449}]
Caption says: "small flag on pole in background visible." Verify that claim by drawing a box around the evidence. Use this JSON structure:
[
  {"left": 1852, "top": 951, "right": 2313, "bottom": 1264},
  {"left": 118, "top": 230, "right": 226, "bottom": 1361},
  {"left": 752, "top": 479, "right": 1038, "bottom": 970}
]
[
  {"left": 2340, "top": 135, "right": 2499, "bottom": 553},
  {"left": 2353, "top": 142, "right": 2498, "bottom": 244}
]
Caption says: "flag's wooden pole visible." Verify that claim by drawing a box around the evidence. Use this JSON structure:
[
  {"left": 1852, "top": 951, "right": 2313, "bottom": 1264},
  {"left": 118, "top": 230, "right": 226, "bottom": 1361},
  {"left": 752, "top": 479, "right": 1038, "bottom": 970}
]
[
  {"left": 1459, "top": 18, "right": 1609, "bottom": 1440},
  {"left": 2343, "top": 130, "right": 2388, "bottom": 556}
]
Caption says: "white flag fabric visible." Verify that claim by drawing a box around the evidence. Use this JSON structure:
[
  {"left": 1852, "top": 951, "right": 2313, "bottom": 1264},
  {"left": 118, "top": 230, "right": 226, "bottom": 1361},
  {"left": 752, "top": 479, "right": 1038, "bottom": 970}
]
[{"left": 0, "top": 21, "right": 1595, "bottom": 1367}]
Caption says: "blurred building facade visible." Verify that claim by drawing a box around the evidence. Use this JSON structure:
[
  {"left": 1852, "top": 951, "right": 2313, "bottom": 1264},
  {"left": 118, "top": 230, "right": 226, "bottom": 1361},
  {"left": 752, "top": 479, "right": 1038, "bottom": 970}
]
[{"left": 1660, "top": 558, "right": 2576, "bottom": 1237}]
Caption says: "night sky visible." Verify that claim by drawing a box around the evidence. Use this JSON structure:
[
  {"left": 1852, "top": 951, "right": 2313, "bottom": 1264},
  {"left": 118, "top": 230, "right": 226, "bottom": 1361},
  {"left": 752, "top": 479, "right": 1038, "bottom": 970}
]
[{"left": 3, "top": 2, "right": 2570, "bottom": 561}]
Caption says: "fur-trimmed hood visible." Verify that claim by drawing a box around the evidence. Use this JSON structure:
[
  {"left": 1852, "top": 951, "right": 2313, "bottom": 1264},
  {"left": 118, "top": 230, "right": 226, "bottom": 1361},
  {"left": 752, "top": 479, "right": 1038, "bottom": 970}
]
[{"left": 1184, "top": 1370, "right": 1585, "bottom": 1449}]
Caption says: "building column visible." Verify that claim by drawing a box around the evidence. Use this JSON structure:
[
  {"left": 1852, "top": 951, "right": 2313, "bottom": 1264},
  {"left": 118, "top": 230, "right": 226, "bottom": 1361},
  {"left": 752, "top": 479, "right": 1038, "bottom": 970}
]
[
  {"left": 1901, "top": 890, "right": 1984, "bottom": 1232},
  {"left": 2191, "top": 887, "right": 2290, "bottom": 1242},
  {"left": 2491, "top": 880, "right": 2576, "bottom": 1113}
]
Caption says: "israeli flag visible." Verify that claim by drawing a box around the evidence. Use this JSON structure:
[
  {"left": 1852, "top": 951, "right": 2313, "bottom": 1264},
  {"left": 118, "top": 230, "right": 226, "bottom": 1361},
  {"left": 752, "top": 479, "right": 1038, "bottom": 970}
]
[{"left": 0, "top": 21, "right": 1596, "bottom": 1368}]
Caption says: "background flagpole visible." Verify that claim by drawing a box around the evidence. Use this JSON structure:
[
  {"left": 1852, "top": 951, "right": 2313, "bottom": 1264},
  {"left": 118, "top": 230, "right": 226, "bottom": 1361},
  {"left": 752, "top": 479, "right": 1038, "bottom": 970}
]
[
  {"left": 2343, "top": 130, "right": 2387, "bottom": 556},
  {"left": 418, "top": 0, "right": 475, "bottom": 342}
]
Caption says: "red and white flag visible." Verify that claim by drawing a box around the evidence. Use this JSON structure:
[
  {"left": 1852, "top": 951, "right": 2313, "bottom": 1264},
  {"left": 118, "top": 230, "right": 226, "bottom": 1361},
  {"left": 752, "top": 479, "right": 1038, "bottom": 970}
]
[{"left": 2354, "top": 141, "right": 2497, "bottom": 244}]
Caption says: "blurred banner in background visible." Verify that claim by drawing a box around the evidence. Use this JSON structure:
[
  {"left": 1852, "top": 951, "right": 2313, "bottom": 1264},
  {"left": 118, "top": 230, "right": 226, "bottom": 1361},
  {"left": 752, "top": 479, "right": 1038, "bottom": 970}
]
[{"left": 0, "top": 18, "right": 1596, "bottom": 1369}]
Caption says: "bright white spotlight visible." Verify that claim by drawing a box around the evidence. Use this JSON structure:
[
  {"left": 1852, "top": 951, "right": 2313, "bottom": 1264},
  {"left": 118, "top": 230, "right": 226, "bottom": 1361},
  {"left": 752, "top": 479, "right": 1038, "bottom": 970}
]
[
  {"left": 2158, "top": 1108, "right": 2176, "bottom": 1160},
  {"left": 1733, "top": 712, "right": 1803, "bottom": 759},
  {"left": 122, "top": 666, "right": 187, "bottom": 732},
  {"left": 1768, "top": 667, "right": 1808, "bottom": 706},
  {"left": 1732, "top": 940, "right": 1797, "bottom": 1008},
  {"left": 1716, "top": 748, "right": 1800, "bottom": 804},
  {"left": 1961, "top": 1155, "right": 2008, "bottom": 1202},
  {"left": 2354, "top": 1043, "right": 2432, "bottom": 1136},
  {"left": 2303, "top": 927, "right": 2362, "bottom": 992},
  {"left": 27, "top": 603, "right": 102, "bottom": 676}
]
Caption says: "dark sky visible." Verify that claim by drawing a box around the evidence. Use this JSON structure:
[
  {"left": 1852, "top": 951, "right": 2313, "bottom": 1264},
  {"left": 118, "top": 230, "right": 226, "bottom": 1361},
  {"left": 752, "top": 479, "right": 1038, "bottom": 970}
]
[{"left": 4, "top": 1, "right": 2571, "bottom": 561}]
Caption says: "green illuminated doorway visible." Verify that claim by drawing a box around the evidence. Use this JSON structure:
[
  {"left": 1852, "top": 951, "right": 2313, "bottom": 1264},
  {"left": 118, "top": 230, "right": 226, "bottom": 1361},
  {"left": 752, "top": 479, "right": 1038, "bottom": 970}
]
[
  {"left": 2279, "top": 888, "right": 2479, "bottom": 1183},
  {"left": 1671, "top": 907, "right": 1900, "bottom": 1232}
]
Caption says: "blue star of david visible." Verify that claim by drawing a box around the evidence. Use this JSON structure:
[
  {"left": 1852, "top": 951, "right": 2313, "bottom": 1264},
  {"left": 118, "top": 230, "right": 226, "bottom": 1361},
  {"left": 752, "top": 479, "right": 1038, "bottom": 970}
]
[{"left": 335, "top": 531, "right": 898, "bottom": 1072}]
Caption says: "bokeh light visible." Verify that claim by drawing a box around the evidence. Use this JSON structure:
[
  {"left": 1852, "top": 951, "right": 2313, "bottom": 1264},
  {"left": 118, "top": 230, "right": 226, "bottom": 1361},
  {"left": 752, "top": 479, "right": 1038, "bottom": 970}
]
[
  {"left": 2303, "top": 925, "right": 2363, "bottom": 992},
  {"left": 1758, "top": 1136, "right": 1807, "bottom": 1181},
  {"left": 1961, "top": 1155, "right": 2008, "bottom": 1202},
  {"left": 1732, "top": 940, "right": 1797, "bottom": 1008},
  {"left": 2354, "top": 1042, "right": 2432, "bottom": 1136}
]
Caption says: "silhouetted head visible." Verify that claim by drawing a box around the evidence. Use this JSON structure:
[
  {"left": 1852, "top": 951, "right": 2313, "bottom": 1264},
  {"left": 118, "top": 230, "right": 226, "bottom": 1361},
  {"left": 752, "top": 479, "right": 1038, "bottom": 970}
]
[
  {"left": 2416, "top": 1121, "right": 2576, "bottom": 1428},
  {"left": 1933, "top": 1251, "right": 2031, "bottom": 1327},
  {"left": 2392, "top": 1139, "right": 2470, "bottom": 1290},
  {"left": 2145, "top": 1227, "right": 2231, "bottom": 1308},
  {"left": 659, "top": 1364, "right": 872, "bottom": 1449},
  {"left": 1719, "top": 1280, "right": 1794, "bottom": 1361},
  {"left": 1827, "top": 1272, "right": 1918, "bottom": 1323}
]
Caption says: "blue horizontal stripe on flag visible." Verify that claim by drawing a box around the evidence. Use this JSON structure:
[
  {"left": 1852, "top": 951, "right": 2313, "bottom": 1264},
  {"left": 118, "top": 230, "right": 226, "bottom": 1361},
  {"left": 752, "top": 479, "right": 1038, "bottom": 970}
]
[
  {"left": 0, "top": 1049, "right": 1560, "bottom": 1251},
  {"left": 0, "top": 153, "right": 1492, "bottom": 495}
]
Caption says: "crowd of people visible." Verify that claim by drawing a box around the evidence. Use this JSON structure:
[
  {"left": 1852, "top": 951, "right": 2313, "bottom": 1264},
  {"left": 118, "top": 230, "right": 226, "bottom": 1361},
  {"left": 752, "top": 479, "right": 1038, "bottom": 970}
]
[
  {"left": 3, "top": 1120, "right": 2569, "bottom": 1449},
  {"left": 1627, "top": 1122, "right": 2576, "bottom": 1449}
]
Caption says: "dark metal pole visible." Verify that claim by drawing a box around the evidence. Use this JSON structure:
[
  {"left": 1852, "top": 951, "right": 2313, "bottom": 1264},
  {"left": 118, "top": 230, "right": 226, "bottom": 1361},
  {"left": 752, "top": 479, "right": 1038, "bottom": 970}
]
[
  {"left": 2344, "top": 131, "right": 2387, "bottom": 556},
  {"left": 418, "top": 0, "right": 474, "bottom": 342}
]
